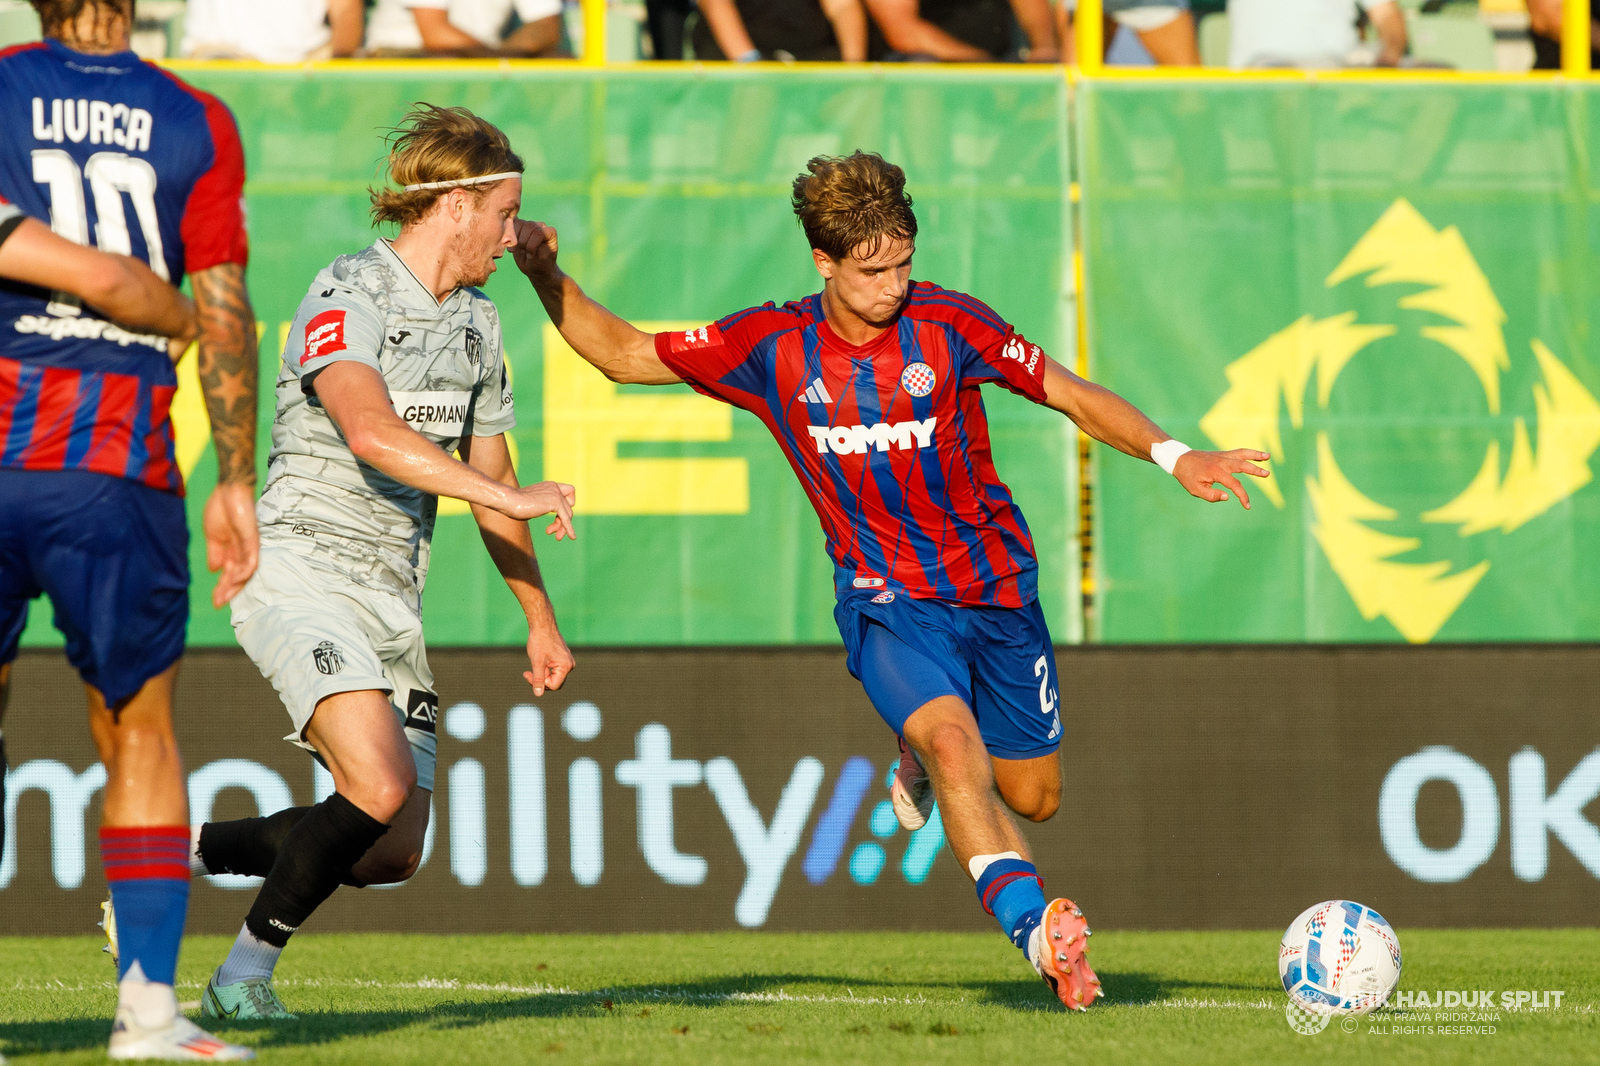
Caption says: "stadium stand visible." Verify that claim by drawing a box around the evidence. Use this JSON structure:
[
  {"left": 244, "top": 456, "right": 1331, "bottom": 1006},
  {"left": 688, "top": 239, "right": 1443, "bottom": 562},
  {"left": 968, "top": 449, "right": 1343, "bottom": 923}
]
[
  {"left": 866, "top": 0, "right": 1061, "bottom": 62},
  {"left": 689, "top": 0, "right": 867, "bottom": 62},
  {"left": 182, "top": 0, "right": 364, "bottom": 62},
  {"left": 366, "top": 0, "right": 567, "bottom": 57}
]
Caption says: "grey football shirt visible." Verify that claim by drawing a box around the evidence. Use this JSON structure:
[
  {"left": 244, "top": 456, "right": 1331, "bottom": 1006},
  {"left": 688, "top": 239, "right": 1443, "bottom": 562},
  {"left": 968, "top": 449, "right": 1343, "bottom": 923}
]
[{"left": 260, "top": 238, "right": 516, "bottom": 593}]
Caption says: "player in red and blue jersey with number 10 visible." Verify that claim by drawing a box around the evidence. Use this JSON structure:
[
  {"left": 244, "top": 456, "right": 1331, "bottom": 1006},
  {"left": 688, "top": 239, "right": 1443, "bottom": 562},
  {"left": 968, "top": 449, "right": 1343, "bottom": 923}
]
[
  {"left": 0, "top": 0, "right": 260, "bottom": 1059},
  {"left": 515, "top": 151, "right": 1269, "bottom": 1010}
]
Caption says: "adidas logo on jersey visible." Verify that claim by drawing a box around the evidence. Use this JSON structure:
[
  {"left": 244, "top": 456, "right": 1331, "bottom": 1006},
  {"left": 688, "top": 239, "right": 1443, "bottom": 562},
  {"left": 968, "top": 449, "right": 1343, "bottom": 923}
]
[
  {"left": 805, "top": 417, "right": 936, "bottom": 455},
  {"left": 799, "top": 377, "right": 833, "bottom": 405}
]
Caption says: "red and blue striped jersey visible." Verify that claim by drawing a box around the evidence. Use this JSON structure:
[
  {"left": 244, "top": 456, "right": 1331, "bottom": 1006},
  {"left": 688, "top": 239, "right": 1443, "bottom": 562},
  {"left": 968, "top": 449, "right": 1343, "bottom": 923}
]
[
  {"left": 656, "top": 282, "right": 1052, "bottom": 609},
  {"left": 0, "top": 40, "right": 248, "bottom": 493}
]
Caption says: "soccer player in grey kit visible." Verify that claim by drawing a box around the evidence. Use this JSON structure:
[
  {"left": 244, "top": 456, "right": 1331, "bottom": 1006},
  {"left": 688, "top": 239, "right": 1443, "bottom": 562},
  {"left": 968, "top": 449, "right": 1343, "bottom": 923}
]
[{"left": 182, "top": 105, "right": 578, "bottom": 1018}]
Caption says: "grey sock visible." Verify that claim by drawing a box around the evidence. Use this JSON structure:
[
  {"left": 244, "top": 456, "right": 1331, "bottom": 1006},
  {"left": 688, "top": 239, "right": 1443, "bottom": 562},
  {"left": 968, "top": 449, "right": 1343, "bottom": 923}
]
[{"left": 214, "top": 922, "right": 283, "bottom": 985}]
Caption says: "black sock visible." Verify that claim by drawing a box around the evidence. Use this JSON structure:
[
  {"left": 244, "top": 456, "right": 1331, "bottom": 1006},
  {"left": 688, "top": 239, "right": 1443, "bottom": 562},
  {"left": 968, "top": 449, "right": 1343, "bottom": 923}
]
[
  {"left": 0, "top": 733, "right": 6, "bottom": 861},
  {"left": 198, "top": 807, "right": 312, "bottom": 878},
  {"left": 243, "top": 793, "right": 389, "bottom": 948}
]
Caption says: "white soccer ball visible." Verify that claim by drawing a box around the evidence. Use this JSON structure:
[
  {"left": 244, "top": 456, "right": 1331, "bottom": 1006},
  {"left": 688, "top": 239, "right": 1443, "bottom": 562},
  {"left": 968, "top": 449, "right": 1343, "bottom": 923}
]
[{"left": 1279, "top": 900, "right": 1402, "bottom": 1016}]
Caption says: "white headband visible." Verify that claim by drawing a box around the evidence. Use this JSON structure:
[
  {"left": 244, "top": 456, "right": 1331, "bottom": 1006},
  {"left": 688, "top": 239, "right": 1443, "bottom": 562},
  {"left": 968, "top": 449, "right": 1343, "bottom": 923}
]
[{"left": 402, "top": 171, "right": 521, "bottom": 192}]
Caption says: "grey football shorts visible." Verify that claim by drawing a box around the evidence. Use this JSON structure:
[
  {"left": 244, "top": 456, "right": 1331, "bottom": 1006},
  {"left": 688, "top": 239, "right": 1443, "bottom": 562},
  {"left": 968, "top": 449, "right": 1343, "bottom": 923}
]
[{"left": 230, "top": 543, "right": 438, "bottom": 792}]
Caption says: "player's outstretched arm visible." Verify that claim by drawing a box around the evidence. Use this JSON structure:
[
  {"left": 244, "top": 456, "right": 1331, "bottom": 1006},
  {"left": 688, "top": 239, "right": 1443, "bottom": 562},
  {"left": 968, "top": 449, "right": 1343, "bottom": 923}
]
[
  {"left": 0, "top": 217, "right": 198, "bottom": 344},
  {"left": 1040, "top": 354, "right": 1271, "bottom": 510},
  {"left": 511, "top": 219, "right": 683, "bottom": 386},
  {"left": 313, "top": 360, "right": 578, "bottom": 535},
  {"left": 459, "top": 432, "right": 575, "bottom": 697},
  {"left": 191, "top": 262, "right": 261, "bottom": 605}
]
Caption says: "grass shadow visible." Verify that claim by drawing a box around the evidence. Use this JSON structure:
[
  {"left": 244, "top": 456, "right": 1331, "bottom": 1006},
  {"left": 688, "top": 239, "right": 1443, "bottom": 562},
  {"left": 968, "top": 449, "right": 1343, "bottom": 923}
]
[{"left": 0, "top": 969, "right": 1279, "bottom": 1054}]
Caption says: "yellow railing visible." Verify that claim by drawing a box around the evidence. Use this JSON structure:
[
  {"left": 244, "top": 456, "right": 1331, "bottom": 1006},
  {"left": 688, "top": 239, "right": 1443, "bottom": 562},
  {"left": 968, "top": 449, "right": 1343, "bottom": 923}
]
[
  {"left": 1562, "top": 0, "right": 1591, "bottom": 72},
  {"left": 583, "top": 0, "right": 607, "bottom": 67}
]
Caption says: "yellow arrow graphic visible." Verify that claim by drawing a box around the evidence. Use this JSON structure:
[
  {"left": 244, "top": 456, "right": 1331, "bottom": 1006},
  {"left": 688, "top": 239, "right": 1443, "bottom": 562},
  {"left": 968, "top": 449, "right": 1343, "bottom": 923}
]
[
  {"left": 1199, "top": 313, "right": 1394, "bottom": 507},
  {"left": 1422, "top": 339, "right": 1600, "bottom": 535},
  {"left": 1307, "top": 434, "right": 1489, "bottom": 644},
  {"left": 1326, "top": 198, "right": 1509, "bottom": 413},
  {"left": 1201, "top": 197, "right": 1600, "bottom": 643}
]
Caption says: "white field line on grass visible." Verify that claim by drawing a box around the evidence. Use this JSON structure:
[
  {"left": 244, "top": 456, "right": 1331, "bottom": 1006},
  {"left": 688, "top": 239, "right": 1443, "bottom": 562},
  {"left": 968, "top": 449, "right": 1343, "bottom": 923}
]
[
  {"left": 6, "top": 976, "right": 1278, "bottom": 1010},
  {"left": 19, "top": 978, "right": 1590, "bottom": 1015}
]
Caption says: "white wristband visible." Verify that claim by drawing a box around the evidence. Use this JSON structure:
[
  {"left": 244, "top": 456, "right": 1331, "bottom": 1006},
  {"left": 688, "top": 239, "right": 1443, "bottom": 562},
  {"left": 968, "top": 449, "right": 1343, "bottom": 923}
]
[{"left": 1151, "top": 439, "right": 1191, "bottom": 475}]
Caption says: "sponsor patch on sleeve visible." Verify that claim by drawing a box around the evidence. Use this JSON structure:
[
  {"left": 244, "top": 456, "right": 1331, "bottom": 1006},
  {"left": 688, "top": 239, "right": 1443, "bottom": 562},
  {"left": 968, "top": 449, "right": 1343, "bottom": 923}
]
[
  {"left": 667, "top": 323, "right": 723, "bottom": 353},
  {"left": 1002, "top": 335, "right": 1042, "bottom": 377},
  {"left": 302, "top": 308, "right": 348, "bottom": 366},
  {"left": 405, "top": 689, "right": 439, "bottom": 734}
]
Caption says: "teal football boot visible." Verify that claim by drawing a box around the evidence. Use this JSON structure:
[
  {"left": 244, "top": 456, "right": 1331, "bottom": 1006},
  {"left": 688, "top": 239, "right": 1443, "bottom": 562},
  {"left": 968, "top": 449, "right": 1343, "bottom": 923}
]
[{"left": 201, "top": 972, "right": 297, "bottom": 1021}]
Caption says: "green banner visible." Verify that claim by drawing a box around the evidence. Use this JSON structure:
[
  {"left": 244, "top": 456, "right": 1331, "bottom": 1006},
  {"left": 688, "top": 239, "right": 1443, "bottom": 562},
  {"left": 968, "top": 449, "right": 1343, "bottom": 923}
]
[
  {"left": 1081, "top": 80, "right": 1600, "bottom": 643},
  {"left": 19, "top": 67, "right": 1076, "bottom": 648}
]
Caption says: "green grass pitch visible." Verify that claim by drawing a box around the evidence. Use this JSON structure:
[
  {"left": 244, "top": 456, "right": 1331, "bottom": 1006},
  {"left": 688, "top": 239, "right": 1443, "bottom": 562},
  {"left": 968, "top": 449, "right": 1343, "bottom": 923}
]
[{"left": 3, "top": 930, "right": 1597, "bottom": 1064}]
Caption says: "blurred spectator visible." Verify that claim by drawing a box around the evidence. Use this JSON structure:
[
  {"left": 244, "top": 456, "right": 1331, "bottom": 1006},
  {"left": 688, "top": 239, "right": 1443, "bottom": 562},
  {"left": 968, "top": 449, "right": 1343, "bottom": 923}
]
[
  {"left": 183, "top": 0, "right": 364, "bottom": 62},
  {"left": 1059, "top": 0, "right": 1200, "bottom": 65},
  {"left": 1228, "top": 0, "right": 1406, "bottom": 68},
  {"left": 693, "top": 0, "right": 868, "bottom": 61},
  {"left": 866, "top": 0, "right": 1060, "bottom": 61},
  {"left": 366, "top": 0, "right": 566, "bottom": 56},
  {"left": 1528, "top": 0, "right": 1600, "bottom": 69},
  {"left": 647, "top": 0, "right": 694, "bottom": 59}
]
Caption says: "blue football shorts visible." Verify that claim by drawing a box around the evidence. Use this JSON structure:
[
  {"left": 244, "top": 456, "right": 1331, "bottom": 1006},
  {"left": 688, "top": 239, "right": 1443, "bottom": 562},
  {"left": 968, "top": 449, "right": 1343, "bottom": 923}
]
[
  {"left": 0, "top": 469, "right": 189, "bottom": 706},
  {"left": 835, "top": 589, "right": 1063, "bottom": 761}
]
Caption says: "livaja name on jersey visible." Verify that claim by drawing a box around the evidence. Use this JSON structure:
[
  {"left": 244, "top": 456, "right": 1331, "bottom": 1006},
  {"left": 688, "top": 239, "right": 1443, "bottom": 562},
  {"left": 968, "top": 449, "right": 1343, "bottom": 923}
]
[{"left": 31, "top": 96, "right": 153, "bottom": 151}]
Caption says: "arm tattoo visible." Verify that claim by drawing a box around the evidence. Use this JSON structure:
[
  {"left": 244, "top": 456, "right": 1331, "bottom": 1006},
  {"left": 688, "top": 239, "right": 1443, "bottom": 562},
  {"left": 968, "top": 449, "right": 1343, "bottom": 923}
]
[{"left": 191, "top": 263, "right": 259, "bottom": 485}]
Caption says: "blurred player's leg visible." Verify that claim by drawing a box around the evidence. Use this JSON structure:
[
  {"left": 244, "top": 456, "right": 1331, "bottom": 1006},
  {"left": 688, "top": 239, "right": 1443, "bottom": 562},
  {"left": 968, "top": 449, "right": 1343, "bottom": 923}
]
[
  {"left": 2, "top": 554, "right": 24, "bottom": 868},
  {"left": 90, "top": 668, "right": 252, "bottom": 1059},
  {"left": 89, "top": 667, "right": 189, "bottom": 1026},
  {"left": 0, "top": 663, "right": 9, "bottom": 866},
  {"left": 205, "top": 690, "right": 413, "bottom": 1019},
  {"left": 1, "top": 470, "right": 253, "bottom": 1056}
]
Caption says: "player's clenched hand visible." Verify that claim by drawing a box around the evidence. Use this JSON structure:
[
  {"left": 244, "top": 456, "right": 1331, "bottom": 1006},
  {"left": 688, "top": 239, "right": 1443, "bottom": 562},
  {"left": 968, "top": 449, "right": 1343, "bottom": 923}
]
[
  {"left": 166, "top": 297, "right": 199, "bottom": 363},
  {"left": 523, "top": 624, "right": 574, "bottom": 697},
  {"left": 501, "top": 480, "right": 577, "bottom": 539},
  {"left": 204, "top": 482, "right": 260, "bottom": 606},
  {"left": 511, "top": 219, "right": 559, "bottom": 283},
  {"left": 1172, "top": 449, "right": 1271, "bottom": 510}
]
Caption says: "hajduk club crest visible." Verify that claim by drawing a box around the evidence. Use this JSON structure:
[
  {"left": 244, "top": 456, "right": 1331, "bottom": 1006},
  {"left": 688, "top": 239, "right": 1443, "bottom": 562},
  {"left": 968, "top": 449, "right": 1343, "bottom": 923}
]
[{"left": 900, "top": 362, "right": 936, "bottom": 398}]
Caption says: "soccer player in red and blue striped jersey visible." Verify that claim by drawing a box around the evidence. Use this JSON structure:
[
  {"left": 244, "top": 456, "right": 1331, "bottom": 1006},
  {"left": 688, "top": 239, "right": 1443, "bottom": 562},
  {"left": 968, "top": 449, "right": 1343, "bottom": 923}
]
[
  {"left": 0, "top": 1, "right": 258, "bottom": 1058},
  {"left": 515, "top": 151, "right": 1268, "bottom": 1010}
]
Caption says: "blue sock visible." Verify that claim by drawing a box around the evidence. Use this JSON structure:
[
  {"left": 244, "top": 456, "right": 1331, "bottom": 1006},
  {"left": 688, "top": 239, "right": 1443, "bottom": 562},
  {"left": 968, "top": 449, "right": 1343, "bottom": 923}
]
[
  {"left": 101, "top": 826, "right": 191, "bottom": 985},
  {"left": 975, "top": 858, "right": 1047, "bottom": 952}
]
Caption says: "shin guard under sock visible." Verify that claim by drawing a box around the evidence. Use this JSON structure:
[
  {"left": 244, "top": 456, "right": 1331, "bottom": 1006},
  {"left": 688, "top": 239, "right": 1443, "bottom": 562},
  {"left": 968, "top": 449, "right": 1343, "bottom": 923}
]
[
  {"left": 244, "top": 792, "right": 388, "bottom": 948},
  {"left": 197, "top": 806, "right": 312, "bottom": 878},
  {"left": 972, "top": 853, "right": 1048, "bottom": 953}
]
